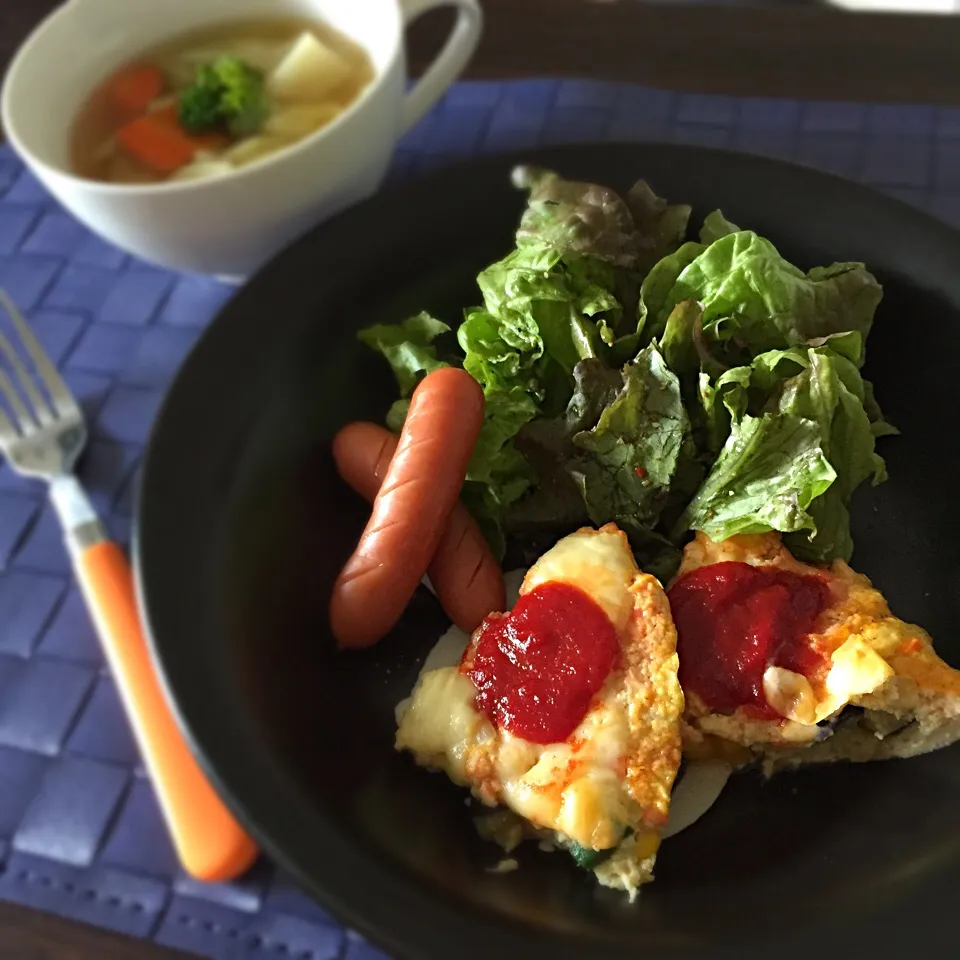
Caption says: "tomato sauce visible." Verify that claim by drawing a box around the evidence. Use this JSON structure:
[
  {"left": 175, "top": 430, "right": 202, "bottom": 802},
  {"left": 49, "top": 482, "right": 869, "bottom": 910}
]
[
  {"left": 462, "top": 582, "right": 620, "bottom": 744},
  {"left": 668, "top": 561, "right": 831, "bottom": 718}
]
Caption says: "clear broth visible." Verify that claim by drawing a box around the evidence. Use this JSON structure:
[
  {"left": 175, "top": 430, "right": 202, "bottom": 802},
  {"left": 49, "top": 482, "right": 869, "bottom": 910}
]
[{"left": 70, "top": 17, "right": 374, "bottom": 185}]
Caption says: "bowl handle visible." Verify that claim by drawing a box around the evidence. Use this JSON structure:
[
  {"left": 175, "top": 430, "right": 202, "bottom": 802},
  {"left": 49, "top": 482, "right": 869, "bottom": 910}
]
[{"left": 399, "top": 0, "right": 483, "bottom": 133}]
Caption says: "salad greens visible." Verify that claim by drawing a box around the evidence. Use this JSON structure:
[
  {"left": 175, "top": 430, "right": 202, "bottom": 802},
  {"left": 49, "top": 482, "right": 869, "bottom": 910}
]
[{"left": 359, "top": 166, "right": 892, "bottom": 576}]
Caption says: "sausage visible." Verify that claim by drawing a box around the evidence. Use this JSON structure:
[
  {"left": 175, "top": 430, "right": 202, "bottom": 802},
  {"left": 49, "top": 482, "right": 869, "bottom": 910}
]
[
  {"left": 332, "top": 421, "right": 505, "bottom": 635},
  {"left": 332, "top": 421, "right": 398, "bottom": 501},
  {"left": 329, "top": 368, "right": 486, "bottom": 648}
]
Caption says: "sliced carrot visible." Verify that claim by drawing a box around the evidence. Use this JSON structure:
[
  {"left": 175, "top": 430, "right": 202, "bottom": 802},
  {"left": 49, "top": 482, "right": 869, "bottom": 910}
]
[
  {"left": 107, "top": 64, "right": 166, "bottom": 117},
  {"left": 116, "top": 115, "right": 197, "bottom": 174},
  {"left": 151, "top": 104, "right": 229, "bottom": 152}
]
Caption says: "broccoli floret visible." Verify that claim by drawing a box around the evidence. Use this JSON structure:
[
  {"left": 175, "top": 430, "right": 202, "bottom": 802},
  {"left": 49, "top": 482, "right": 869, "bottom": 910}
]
[
  {"left": 178, "top": 64, "right": 224, "bottom": 133},
  {"left": 177, "top": 56, "right": 268, "bottom": 137},
  {"left": 211, "top": 56, "right": 268, "bottom": 136}
]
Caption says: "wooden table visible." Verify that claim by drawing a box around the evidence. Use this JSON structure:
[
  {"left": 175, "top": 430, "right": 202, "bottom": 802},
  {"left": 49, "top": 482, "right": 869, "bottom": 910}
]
[
  {"left": 1, "top": 0, "right": 959, "bottom": 957},
  {"left": 5, "top": 0, "right": 960, "bottom": 103}
]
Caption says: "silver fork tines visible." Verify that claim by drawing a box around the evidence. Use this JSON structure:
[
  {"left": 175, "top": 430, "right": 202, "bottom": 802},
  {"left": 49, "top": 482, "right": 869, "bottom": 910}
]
[
  {"left": 0, "top": 367, "right": 36, "bottom": 430},
  {"left": 0, "top": 330, "right": 54, "bottom": 427},
  {"left": 0, "top": 289, "right": 86, "bottom": 479},
  {"left": 0, "top": 290, "right": 79, "bottom": 419}
]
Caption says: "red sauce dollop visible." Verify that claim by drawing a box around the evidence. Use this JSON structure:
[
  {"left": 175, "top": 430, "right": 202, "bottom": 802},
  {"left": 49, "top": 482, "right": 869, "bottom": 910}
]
[
  {"left": 668, "top": 561, "right": 831, "bottom": 719},
  {"left": 462, "top": 582, "right": 620, "bottom": 744}
]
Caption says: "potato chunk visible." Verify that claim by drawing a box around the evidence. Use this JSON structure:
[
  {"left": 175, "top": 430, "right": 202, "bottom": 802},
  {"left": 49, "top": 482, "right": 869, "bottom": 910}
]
[
  {"left": 263, "top": 102, "right": 342, "bottom": 139},
  {"left": 267, "top": 32, "right": 352, "bottom": 102}
]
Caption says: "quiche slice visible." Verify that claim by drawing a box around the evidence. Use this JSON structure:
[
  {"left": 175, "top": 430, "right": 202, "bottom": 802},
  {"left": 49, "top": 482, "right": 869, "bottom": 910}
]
[
  {"left": 395, "top": 524, "right": 684, "bottom": 898},
  {"left": 671, "top": 532, "right": 960, "bottom": 772}
]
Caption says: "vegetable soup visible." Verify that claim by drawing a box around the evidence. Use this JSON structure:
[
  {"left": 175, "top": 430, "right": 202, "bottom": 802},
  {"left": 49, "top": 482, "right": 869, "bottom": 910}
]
[{"left": 70, "top": 18, "right": 374, "bottom": 185}]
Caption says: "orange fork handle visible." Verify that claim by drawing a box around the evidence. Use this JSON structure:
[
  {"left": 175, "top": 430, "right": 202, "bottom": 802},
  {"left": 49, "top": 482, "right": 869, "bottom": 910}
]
[{"left": 75, "top": 541, "right": 259, "bottom": 882}]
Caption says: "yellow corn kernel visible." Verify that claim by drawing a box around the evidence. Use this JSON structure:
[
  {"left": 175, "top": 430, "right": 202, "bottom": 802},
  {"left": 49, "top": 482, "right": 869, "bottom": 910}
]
[{"left": 633, "top": 830, "right": 660, "bottom": 861}]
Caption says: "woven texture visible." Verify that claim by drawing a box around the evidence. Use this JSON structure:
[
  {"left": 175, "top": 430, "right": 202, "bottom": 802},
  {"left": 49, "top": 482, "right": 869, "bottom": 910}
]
[{"left": 0, "top": 78, "right": 957, "bottom": 959}]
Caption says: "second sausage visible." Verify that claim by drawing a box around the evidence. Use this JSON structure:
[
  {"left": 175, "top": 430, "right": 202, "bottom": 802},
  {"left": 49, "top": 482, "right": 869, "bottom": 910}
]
[{"left": 333, "top": 420, "right": 505, "bottom": 634}]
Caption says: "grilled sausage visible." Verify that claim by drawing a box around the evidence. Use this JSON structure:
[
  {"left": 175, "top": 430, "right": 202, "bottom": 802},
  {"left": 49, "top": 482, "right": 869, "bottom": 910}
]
[
  {"left": 330, "top": 368, "right": 486, "bottom": 647},
  {"left": 332, "top": 420, "right": 504, "bottom": 635}
]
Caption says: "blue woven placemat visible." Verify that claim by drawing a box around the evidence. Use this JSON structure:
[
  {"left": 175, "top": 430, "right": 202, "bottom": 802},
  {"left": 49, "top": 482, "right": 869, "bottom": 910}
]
[{"left": 0, "top": 78, "right": 958, "bottom": 960}]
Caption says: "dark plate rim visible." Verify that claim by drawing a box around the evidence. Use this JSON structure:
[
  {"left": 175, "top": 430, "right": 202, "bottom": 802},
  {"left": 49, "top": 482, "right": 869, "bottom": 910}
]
[{"left": 133, "top": 142, "right": 960, "bottom": 960}]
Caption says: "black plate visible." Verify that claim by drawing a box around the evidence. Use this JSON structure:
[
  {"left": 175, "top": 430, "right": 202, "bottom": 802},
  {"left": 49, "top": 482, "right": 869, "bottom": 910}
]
[{"left": 135, "top": 144, "right": 960, "bottom": 960}]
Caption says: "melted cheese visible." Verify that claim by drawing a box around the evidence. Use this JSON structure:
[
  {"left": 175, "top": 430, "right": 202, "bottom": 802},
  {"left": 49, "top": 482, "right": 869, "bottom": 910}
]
[
  {"left": 395, "top": 669, "right": 494, "bottom": 787},
  {"left": 521, "top": 526, "right": 639, "bottom": 631},
  {"left": 820, "top": 635, "right": 896, "bottom": 715},
  {"left": 396, "top": 524, "right": 684, "bottom": 894}
]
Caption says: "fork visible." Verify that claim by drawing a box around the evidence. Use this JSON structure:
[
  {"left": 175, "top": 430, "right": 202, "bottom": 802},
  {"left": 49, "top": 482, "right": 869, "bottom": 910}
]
[{"left": 0, "top": 290, "right": 258, "bottom": 882}]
